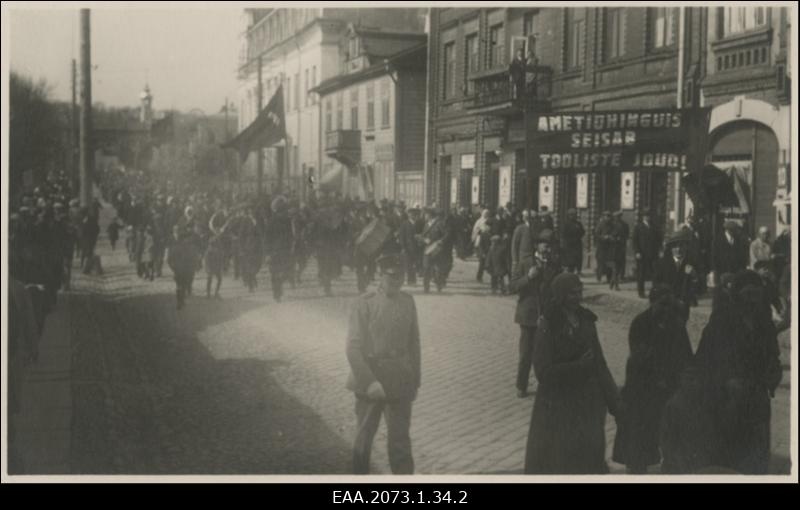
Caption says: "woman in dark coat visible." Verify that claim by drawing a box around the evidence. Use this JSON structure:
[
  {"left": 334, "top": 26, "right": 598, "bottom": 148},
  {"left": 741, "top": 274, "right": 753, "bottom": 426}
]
[
  {"left": 525, "top": 272, "right": 622, "bottom": 474},
  {"left": 693, "top": 270, "right": 782, "bottom": 474},
  {"left": 612, "top": 284, "right": 693, "bottom": 473}
]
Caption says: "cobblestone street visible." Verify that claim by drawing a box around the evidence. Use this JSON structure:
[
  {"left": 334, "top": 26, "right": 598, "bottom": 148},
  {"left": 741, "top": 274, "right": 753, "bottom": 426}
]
[{"left": 16, "top": 208, "right": 792, "bottom": 475}]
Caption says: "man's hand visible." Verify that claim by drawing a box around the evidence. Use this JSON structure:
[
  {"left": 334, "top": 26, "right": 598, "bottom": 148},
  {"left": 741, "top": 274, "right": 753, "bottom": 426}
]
[
  {"left": 366, "top": 381, "right": 386, "bottom": 400},
  {"left": 635, "top": 252, "right": 642, "bottom": 260},
  {"left": 684, "top": 264, "right": 694, "bottom": 274},
  {"left": 527, "top": 265, "right": 540, "bottom": 279}
]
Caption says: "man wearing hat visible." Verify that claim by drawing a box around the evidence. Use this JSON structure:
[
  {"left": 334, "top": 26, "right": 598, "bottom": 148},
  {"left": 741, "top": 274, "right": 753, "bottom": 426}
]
[
  {"left": 421, "top": 207, "right": 451, "bottom": 293},
  {"left": 714, "top": 220, "right": 748, "bottom": 277},
  {"left": 509, "top": 228, "right": 562, "bottom": 398},
  {"left": 653, "top": 229, "right": 699, "bottom": 312},
  {"left": 594, "top": 211, "right": 615, "bottom": 283},
  {"left": 346, "top": 253, "right": 421, "bottom": 474},
  {"left": 632, "top": 212, "right": 661, "bottom": 298},
  {"left": 611, "top": 211, "right": 630, "bottom": 290}
]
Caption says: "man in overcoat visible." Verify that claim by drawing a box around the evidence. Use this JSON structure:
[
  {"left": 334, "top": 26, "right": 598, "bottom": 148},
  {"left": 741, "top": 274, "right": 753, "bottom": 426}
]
[
  {"left": 509, "top": 229, "right": 562, "bottom": 398},
  {"left": 652, "top": 230, "right": 699, "bottom": 313},
  {"left": 632, "top": 212, "right": 661, "bottom": 298}
]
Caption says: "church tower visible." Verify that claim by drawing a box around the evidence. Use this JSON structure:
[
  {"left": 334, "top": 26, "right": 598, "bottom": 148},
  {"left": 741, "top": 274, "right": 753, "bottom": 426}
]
[{"left": 139, "top": 84, "right": 153, "bottom": 125}]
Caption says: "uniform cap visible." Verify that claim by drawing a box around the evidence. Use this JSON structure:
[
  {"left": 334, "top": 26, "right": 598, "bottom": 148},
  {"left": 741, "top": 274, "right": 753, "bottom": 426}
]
[{"left": 377, "top": 253, "right": 404, "bottom": 276}]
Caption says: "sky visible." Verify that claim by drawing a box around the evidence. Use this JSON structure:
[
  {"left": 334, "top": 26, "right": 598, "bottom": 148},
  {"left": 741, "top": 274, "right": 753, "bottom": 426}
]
[{"left": 8, "top": 6, "right": 243, "bottom": 114}]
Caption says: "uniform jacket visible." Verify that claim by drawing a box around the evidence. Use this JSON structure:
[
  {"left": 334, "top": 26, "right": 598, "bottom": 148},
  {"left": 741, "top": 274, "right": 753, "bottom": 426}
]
[{"left": 346, "top": 289, "right": 421, "bottom": 398}]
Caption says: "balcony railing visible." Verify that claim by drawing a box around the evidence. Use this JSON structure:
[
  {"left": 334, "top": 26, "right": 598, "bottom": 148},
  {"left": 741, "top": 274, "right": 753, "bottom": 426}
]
[
  {"left": 467, "top": 65, "right": 553, "bottom": 112},
  {"left": 325, "top": 129, "right": 361, "bottom": 166}
]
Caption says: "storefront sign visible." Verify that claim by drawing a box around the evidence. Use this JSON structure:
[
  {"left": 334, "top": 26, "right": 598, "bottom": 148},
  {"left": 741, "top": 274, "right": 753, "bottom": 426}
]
[
  {"left": 527, "top": 108, "right": 711, "bottom": 175},
  {"left": 621, "top": 171, "right": 635, "bottom": 210},
  {"left": 539, "top": 175, "right": 554, "bottom": 211},
  {"left": 498, "top": 166, "right": 512, "bottom": 207},
  {"left": 461, "top": 153, "right": 475, "bottom": 170},
  {"left": 471, "top": 175, "right": 480, "bottom": 205},
  {"left": 576, "top": 173, "right": 588, "bottom": 209}
]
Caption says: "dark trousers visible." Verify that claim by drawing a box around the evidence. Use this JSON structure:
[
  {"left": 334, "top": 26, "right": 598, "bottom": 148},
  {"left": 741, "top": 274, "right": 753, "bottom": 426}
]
[
  {"left": 271, "top": 269, "right": 286, "bottom": 301},
  {"left": 491, "top": 274, "right": 507, "bottom": 293},
  {"left": 477, "top": 254, "right": 487, "bottom": 281},
  {"left": 516, "top": 326, "right": 536, "bottom": 392},
  {"left": 636, "top": 258, "right": 653, "bottom": 296},
  {"left": 175, "top": 272, "right": 194, "bottom": 308},
  {"left": 353, "top": 396, "right": 414, "bottom": 474}
]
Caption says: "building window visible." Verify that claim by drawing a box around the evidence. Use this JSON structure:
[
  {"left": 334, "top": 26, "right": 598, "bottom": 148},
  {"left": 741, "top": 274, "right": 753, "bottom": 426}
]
[
  {"left": 325, "top": 97, "right": 332, "bottom": 132},
  {"left": 443, "top": 41, "right": 456, "bottom": 99},
  {"left": 311, "top": 66, "right": 317, "bottom": 104},
  {"left": 722, "top": 6, "right": 767, "bottom": 37},
  {"left": 304, "top": 69, "right": 309, "bottom": 106},
  {"left": 604, "top": 8, "right": 626, "bottom": 61},
  {"left": 565, "top": 8, "right": 586, "bottom": 70},
  {"left": 380, "top": 79, "right": 390, "bottom": 128},
  {"left": 489, "top": 24, "right": 505, "bottom": 68},
  {"left": 348, "top": 36, "right": 360, "bottom": 60},
  {"left": 523, "top": 11, "right": 540, "bottom": 56},
  {"left": 336, "top": 91, "right": 343, "bottom": 129},
  {"left": 465, "top": 33, "right": 478, "bottom": 94},
  {"left": 350, "top": 88, "right": 359, "bottom": 130},
  {"left": 366, "top": 83, "right": 375, "bottom": 130},
  {"left": 294, "top": 73, "right": 300, "bottom": 111},
  {"left": 650, "top": 7, "right": 677, "bottom": 49},
  {"left": 286, "top": 76, "right": 291, "bottom": 111}
]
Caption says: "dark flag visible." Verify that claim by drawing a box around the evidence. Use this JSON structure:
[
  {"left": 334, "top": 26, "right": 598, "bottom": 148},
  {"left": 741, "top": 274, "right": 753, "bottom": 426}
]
[{"left": 223, "top": 85, "right": 285, "bottom": 160}]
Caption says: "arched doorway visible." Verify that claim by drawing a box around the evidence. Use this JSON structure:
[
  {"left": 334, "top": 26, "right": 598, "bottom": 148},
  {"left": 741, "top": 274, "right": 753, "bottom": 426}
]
[{"left": 709, "top": 120, "right": 778, "bottom": 238}]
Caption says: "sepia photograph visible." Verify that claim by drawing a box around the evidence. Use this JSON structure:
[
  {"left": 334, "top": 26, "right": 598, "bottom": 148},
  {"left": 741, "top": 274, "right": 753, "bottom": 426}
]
[{"left": 2, "top": 1, "right": 797, "bottom": 484}]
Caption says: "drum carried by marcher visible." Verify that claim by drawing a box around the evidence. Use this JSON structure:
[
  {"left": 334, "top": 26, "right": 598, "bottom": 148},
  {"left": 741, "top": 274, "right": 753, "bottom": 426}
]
[
  {"left": 355, "top": 218, "right": 391, "bottom": 258},
  {"left": 424, "top": 239, "right": 443, "bottom": 258}
]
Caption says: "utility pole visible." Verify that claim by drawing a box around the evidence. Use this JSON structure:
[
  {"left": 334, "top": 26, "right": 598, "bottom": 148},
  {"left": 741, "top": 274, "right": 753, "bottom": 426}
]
[
  {"left": 79, "top": 9, "right": 93, "bottom": 207},
  {"left": 256, "top": 55, "right": 264, "bottom": 196},
  {"left": 70, "top": 58, "right": 78, "bottom": 193}
]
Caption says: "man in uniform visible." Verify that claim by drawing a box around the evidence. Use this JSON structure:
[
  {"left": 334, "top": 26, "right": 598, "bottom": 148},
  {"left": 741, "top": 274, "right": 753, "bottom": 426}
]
[
  {"left": 346, "top": 254, "right": 421, "bottom": 474},
  {"left": 422, "top": 208, "right": 451, "bottom": 293}
]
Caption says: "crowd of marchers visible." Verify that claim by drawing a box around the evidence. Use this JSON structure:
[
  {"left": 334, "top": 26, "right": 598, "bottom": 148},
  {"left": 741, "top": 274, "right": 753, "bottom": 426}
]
[{"left": 7, "top": 166, "right": 792, "bottom": 476}]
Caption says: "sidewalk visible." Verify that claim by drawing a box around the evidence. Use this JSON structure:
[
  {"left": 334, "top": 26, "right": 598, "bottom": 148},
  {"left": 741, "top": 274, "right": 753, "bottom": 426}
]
[{"left": 11, "top": 293, "right": 73, "bottom": 474}]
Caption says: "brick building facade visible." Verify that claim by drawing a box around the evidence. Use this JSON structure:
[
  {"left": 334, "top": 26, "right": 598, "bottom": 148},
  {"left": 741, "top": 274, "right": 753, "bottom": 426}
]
[{"left": 425, "top": 6, "right": 791, "bottom": 272}]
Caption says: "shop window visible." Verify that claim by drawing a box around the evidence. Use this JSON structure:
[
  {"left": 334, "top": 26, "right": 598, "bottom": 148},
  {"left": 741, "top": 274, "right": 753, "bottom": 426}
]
[
  {"left": 380, "top": 80, "right": 391, "bottom": 129},
  {"left": 350, "top": 88, "right": 359, "bottom": 130}
]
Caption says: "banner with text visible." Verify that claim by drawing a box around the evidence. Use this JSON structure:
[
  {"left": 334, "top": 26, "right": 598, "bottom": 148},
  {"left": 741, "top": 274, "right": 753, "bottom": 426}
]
[{"left": 528, "top": 108, "right": 711, "bottom": 176}]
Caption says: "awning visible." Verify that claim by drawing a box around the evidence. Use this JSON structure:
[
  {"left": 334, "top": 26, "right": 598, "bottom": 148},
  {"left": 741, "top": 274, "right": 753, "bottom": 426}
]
[{"left": 222, "top": 85, "right": 285, "bottom": 159}]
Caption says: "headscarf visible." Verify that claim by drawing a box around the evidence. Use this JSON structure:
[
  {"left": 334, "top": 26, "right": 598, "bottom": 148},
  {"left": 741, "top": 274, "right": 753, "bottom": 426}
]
[{"left": 550, "top": 272, "right": 582, "bottom": 304}]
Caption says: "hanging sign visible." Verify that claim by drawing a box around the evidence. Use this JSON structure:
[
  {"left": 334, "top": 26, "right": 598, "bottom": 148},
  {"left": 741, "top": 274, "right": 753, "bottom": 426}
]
[{"left": 527, "top": 108, "right": 711, "bottom": 175}]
